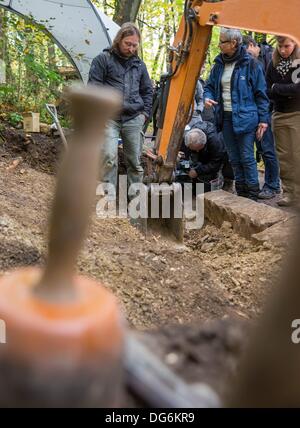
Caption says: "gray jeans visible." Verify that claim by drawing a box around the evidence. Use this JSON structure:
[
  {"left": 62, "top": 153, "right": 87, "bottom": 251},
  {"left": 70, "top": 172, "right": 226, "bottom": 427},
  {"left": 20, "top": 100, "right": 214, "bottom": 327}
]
[{"left": 102, "top": 114, "right": 145, "bottom": 189}]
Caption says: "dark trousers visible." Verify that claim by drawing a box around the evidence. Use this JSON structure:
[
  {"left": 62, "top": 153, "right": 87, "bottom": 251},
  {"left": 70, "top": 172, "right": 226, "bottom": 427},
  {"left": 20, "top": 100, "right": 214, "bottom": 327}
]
[
  {"left": 222, "top": 112, "right": 259, "bottom": 187},
  {"left": 256, "top": 124, "right": 280, "bottom": 192}
]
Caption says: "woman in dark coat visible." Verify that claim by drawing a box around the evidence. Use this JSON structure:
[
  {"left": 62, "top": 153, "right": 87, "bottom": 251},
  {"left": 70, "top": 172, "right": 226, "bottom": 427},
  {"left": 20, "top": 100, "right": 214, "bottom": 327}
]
[{"left": 266, "top": 36, "right": 300, "bottom": 207}]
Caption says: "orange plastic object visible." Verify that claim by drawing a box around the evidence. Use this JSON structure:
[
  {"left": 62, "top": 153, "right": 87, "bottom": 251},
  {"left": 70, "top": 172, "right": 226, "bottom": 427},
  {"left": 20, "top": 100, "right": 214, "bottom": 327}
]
[
  {"left": 0, "top": 268, "right": 124, "bottom": 407},
  {"left": 0, "top": 267, "right": 123, "bottom": 361}
]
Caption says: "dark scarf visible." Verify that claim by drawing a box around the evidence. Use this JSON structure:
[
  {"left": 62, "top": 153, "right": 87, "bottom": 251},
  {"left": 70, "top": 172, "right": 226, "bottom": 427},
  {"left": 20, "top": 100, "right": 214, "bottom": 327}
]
[
  {"left": 222, "top": 45, "right": 244, "bottom": 64},
  {"left": 276, "top": 56, "right": 293, "bottom": 78}
]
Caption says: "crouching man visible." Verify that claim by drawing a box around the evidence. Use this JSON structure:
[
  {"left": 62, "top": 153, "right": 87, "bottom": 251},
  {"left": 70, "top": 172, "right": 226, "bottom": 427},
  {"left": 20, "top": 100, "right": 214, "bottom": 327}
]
[{"left": 177, "top": 128, "right": 226, "bottom": 193}]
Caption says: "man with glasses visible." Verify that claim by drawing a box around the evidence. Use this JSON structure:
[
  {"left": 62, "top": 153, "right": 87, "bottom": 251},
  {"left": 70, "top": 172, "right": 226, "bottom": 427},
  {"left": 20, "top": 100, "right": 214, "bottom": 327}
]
[{"left": 88, "top": 23, "right": 153, "bottom": 191}]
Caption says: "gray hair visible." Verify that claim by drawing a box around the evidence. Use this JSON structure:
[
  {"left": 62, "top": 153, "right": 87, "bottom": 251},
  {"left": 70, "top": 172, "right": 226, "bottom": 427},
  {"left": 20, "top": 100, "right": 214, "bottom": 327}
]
[
  {"left": 220, "top": 27, "right": 243, "bottom": 45},
  {"left": 185, "top": 129, "right": 207, "bottom": 147}
]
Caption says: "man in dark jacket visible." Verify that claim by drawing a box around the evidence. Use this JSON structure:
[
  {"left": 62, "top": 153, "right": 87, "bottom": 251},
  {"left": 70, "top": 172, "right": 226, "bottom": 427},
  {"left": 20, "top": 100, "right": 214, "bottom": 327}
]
[
  {"left": 243, "top": 36, "right": 281, "bottom": 199},
  {"left": 243, "top": 36, "right": 274, "bottom": 73},
  {"left": 88, "top": 23, "right": 153, "bottom": 189},
  {"left": 176, "top": 119, "right": 226, "bottom": 192}
]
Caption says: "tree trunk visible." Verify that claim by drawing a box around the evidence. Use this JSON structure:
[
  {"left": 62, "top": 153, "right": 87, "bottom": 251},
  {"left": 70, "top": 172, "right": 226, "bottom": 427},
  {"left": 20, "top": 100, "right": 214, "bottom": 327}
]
[
  {"left": 152, "top": 32, "right": 165, "bottom": 79},
  {"left": 48, "top": 42, "right": 57, "bottom": 69},
  {"left": 113, "top": 0, "right": 142, "bottom": 26}
]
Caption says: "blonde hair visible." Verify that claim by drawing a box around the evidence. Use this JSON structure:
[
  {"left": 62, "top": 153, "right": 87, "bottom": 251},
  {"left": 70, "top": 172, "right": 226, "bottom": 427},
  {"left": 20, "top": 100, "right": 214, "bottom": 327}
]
[
  {"left": 273, "top": 36, "right": 300, "bottom": 66},
  {"left": 111, "top": 23, "right": 141, "bottom": 52}
]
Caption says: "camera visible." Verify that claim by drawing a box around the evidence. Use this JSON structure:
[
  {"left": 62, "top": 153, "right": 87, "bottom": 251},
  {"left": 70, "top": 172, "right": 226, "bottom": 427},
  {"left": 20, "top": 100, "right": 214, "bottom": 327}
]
[{"left": 175, "top": 159, "right": 194, "bottom": 183}]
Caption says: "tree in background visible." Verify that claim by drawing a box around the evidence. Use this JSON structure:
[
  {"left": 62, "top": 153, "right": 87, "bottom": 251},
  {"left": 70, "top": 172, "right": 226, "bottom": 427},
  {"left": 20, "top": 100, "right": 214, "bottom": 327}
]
[
  {"left": 0, "top": 0, "right": 274, "bottom": 126},
  {"left": 113, "top": 0, "right": 143, "bottom": 26},
  {"left": 94, "top": 0, "right": 184, "bottom": 79},
  {"left": 0, "top": 9, "right": 72, "bottom": 123}
]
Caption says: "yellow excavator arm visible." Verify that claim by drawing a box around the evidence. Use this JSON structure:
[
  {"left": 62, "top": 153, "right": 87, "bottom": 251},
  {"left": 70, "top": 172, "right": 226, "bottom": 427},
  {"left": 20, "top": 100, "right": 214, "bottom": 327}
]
[{"left": 153, "top": 0, "right": 300, "bottom": 183}]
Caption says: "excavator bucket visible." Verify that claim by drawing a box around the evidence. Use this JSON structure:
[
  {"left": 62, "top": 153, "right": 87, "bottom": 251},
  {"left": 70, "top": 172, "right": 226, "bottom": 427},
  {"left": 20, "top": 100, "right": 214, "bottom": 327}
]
[{"left": 130, "top": 183, "right": 185, "bottom": 243}]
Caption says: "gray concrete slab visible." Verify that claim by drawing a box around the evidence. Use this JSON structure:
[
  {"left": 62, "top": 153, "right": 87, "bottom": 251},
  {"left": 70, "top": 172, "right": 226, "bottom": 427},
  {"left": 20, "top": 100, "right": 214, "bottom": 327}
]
[{"left": 204, "top": 190, "right": 296, "bottom": 239}]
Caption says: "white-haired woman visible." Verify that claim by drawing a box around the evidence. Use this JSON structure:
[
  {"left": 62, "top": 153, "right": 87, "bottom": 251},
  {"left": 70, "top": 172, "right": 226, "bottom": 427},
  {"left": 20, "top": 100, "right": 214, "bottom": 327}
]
[
  {"left": 204, "top": 28, "right": 269, "bottom": 201},
  {"left": 267, "top": 36, "right": 300, "bottom": 207}
]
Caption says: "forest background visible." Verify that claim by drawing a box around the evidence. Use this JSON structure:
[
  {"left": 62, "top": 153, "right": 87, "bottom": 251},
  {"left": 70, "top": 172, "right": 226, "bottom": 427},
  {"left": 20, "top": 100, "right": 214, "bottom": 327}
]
[{"left": 0, "top": 0, "right": 270, "bottom": 126}]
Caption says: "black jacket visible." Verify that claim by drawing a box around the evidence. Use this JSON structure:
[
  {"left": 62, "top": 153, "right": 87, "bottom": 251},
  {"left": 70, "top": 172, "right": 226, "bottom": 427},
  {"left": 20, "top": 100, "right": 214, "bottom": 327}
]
[
  {"left": 266, "top": 61, "right": 300, "bottom": 113},
  {"left": 258, "top": 43, "right": 274, "bottom": 74},
  {"left": 184, "top": 119, "right": 226, "bottom": 179},
  {"left": 186, "top": 116, "right": 217, "bottom": 140},
  {"left": 88, "top": 49, "right": 153, "bottom": 122},
  {"left": 194, "top": 80, "right": 204, "bottom": 114}
]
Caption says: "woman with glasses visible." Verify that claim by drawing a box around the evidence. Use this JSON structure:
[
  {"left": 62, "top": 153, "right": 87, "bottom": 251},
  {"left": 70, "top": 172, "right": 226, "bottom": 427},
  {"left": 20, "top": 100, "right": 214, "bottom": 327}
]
[{"left": 204, "top": 28, "right": 269, "bottom": 201}]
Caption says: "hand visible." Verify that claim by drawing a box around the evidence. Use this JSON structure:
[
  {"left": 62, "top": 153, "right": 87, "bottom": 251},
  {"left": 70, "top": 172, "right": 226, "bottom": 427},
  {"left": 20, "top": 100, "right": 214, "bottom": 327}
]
[
  {"left": 205, "top": 98, "right": 218, "bottom": 109},
  {"left": 256, "top": 123, "right": 268, "bottom": 141},
  {"left": 146, "top": 150, "right": 157, "bottom": 161},
  {"left": 189, "top": 169, "right": 198, "bottom": 179}
]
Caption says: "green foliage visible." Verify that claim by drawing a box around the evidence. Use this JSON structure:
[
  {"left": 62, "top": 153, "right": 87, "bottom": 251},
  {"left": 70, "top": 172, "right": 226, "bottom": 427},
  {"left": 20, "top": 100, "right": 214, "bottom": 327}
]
[
  {"left": 0, "top": 9, "right": 72, "bottom": 123},
  {"left": 0, "top": 84, "right": 15, "bottom": 100},
  {"left": 138, "top": 0, "right": 185, "bottom": 80},
  {"left": 92, "top": 1, "right": 185, "bottom": 79},
  {"left": 24, "top": 54, "right": 62, "bottom": 84},
  {"left": 0, "top": 0, "right": 275, "bottom": 129},
  {"left": 7, "top": 112, "right": 23, "bottom": 127}
]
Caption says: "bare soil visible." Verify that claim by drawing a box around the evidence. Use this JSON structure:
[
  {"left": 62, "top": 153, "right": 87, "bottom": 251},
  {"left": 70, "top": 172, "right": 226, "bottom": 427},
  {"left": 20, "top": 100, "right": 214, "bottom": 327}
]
[
  {"left": 0, "top": 125, "right": 285, "bottom": 330},
  {"left": 133, "top": 318, "right": 250, "bottom": 405},
  {"left": 0, "top": 124, "right": 291, "bottom": 406},
  {"left": 0, "top": 121, "right": 63, "bottom": 175}
]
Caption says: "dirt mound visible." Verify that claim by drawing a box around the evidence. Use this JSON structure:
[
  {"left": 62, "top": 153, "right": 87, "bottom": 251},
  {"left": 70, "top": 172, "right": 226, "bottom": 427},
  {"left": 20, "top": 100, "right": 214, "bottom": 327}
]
[
  {"left": 0, "top": 137, "right": 289, "bottom": 406},
  {"left": 0, "top": 121, "right": 286, "bottom": 329},
  {"left": 0, "top": 124, "right": 141, "bottom": 178},
  {"left": 0, "top": 240, "right": 42, "bottom": 272},
  {"left": 0, "top": 152, "right": 285, "bottom": 329},
  {"left": 0, "top": 122, "right": 63, "bottom": 175}
]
